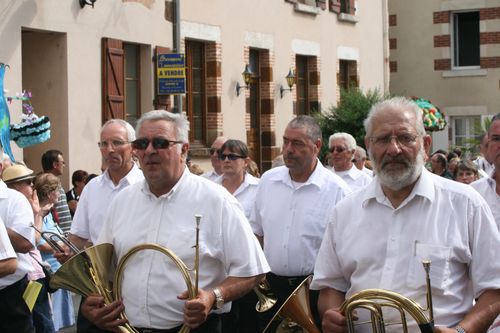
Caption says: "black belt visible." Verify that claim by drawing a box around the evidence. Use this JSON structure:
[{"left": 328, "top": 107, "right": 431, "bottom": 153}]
[
  {"left": 136, "top": 328, "right": 180, "bottom": 333},
  {"left": 267, "top": 272, "right": 309, "bottom": 287}
]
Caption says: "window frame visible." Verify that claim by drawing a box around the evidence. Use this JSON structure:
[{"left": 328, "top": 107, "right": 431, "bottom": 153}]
[
  {"left": 123, "top": 43, "right": 141, "bottom": 127},
  {"left": 451, "top": 10, "right": 480, "bottom": 70},
  {"left": 452, "top": 115, "right": 481, "bottom": 149}
]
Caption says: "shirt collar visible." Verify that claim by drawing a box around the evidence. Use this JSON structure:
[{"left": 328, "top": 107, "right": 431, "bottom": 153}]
[
  {"left": 335, "top": 165, "right": 362, "bottom": 180},
  {"left": 103, "top": 163, "right": 141, "bottom": 187},
  {"left": 269, "top": 159, "right": 328, "bottom": 189},
  {"left": 361, "top": 167, "right": 434, "bottom": 208},
  {"left": 141, "top": 165, "right": 189, "bottom": 199}
]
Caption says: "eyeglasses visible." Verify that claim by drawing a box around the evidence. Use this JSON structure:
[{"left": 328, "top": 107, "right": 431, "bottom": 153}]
[
  {"left": 490, "top": 135, "right": 500, "bottom": 143},
  {"left": 330, "top": 146, "right": 347, "bottom": 153},
  {"left": 98, "top": 140, "right": 129, "bottom": 149},
  {"left": 209, "top": 148, "right": 220, "bottom": 155},
  {"left": 369, "top": 133, "right": 419, "bottom": 147},
  {"left": 131, "top": 137, "right": 183, "bottom": 150},
  {"left": 19, "top": 179, "right": 33, "bottom": 187},
  {"left": 219, "top": 153, "right": 246, "bottom": 161}
]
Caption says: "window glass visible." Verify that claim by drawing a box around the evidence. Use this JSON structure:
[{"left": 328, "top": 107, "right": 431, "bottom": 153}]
[{"left": 453, "top": 12, "right": 480, "bottom": 67}]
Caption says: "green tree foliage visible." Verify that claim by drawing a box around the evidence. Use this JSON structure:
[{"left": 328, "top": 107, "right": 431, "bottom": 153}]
[{"left": 316, "top": 88, "right": 386, "bottom": 162}]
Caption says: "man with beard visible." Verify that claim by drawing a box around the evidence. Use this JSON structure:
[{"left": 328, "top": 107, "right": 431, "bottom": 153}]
[
  {"left": 250, "top": 115, "right": 350, "bottom": 329},
  {"left": 63, "top": 119, "right": 144, "bottom": 333},
  {"left": 311, "top": 97, "right": 500, "bottom": 333}
]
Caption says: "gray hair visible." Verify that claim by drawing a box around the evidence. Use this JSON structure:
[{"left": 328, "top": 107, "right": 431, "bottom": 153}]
[
  {"left": 287, "top": 115, "right": 322, "bottom": 142},
  {"left": 136, "top": 110, "right": 190, "bottom": 143},
  {"left": 102, "top": 119, "right": 136, "bottom": 142},
  {"left": 328, "top": 132, "right": 356, "bottom": 151},
  {"left": 364, "top": 97, "right": 425, "bottom": 137},
  {"left": 489, "top": 113, "right": 500, "bottom": 134},
  {"left": 355, "top": 146, "right": 367, "bottom": 159}
]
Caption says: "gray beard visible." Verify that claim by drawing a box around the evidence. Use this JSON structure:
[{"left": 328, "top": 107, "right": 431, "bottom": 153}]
[{"left": 372, "top": 151, "right": 425, "bottom": 191}]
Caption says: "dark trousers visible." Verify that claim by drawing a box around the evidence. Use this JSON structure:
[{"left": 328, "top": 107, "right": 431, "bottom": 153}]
[
  {"left": 221, "top": 291, "right": 259, "bottom": 333},
  {"left": 0, "top": 275, "right": 35, "bottom": 333},
  {"left": 258, "top": 272, "right": 321, "bottom": 332},
  {"left": 32, "top": 278, "right": 55, "bottom": 333},
  {"left": 136, "top": 314, "right": 222, "bottom": 333}
]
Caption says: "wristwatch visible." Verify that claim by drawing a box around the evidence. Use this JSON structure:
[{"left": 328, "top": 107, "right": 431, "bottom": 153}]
[
  {"left": 212, "top": 287, "right": 224, "bottom": 309},
  {"left": 455, "top": 325, "right": 466, "bottom": 333}
]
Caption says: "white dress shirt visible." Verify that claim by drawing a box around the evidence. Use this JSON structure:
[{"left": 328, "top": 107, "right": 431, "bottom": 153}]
[
  {"left": 471, "top": 169, "right": 500, "bottom": 227},
  {"left": 214, "top": 173, "right": 259, "bottom": 219},
  {"left": 311, "top": 168, "right": 500, "bottom": 331},
  {"left": 70, "top": 164, "right": 144, "bottom": 244},
  {"left": 0, "top": 181, "right": 35, "bottom": 289},
  {"left": 0, "top": 218, "right": 15, "bottom": 261},
  {"left": 475, "top": 156, "right": 495, "bottom": 176},
  {"left": 201, "top": 169, "right": 220, "bottom": 182},
  {"left": 98, "top": 167, "right": 269, "bottom": 329},
  {"left": 250, "top": 161, "right": 350, "bottom": 276},
  {"left": 332, "top": 164, "right": 373, "bottom": 191},
  {"left": 362, "top": 166, "right": 373, "bottom": 177}
]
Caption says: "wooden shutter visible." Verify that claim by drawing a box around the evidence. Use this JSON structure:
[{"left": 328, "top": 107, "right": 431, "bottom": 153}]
[
  {"left": 329, "top": 0, "right": 341, "bottom": 13},
  {"left": 102, "top": 38, "right": 124, "bottom": 123},
  {"left": 154, "top": 46, "right": 171, "bottom": 111},
  {"left": 348, "top": 0, "right": 355, "bottom": 14}
]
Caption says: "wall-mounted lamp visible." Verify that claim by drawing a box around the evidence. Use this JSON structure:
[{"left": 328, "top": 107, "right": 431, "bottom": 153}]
[
  {"left": 280, "top": 69, "right": 296, "bottom": 98},
  {"left": 236, "top": 64, "right": 253, "bottom": 96},
  {"left": 79, "top": 0, "right": 97, "bottom": 8}
]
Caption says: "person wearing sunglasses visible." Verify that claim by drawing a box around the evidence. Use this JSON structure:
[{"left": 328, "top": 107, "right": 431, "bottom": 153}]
[
  {"left": 250, "top": 115, "right": 351, "bottom": 330},
  {"left": 201, "top": 136, "right": 228, "bottom": 182},
  {"left": 213, "top": 139, "right": 260, "bottom": 332},
  {"left": 81, "top": 110, "right": 269, "bottom": 333},
  {"left": 328, "top": 132, "right": 372, "bottom": 192}
]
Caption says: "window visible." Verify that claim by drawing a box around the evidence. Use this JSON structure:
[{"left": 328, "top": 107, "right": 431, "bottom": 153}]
[
  {"left": 340, "top": 0, "right": 355, "bottom": 14},
  {"left": 296, "top": 55, "right": 310, "bottom": 115},
  {"left": 453, "top": 116, "right": 481, "bottom": 149},
  {"left": 124, "top": 43, "right": 140, "bottom": 127},
  {"left": 452, "top": 12, "right": 480, "bottom": 68},
  {"left": 338, "top": 60, "right": 358, "bottom": 90},
  {"left": 185, "top": 40, "right": 206, "bottom": 144}
]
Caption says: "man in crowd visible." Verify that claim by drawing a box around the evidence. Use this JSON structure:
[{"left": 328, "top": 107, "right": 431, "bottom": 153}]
[
  {"left": 312, "top": 97, "right": 500, "bottom": 333},
  {"left": 354, "top": 145, "right": 373, "bottom": 177},
  {"left": 430, "top": 152, "right": 454, "bottom": 179},
  {"left": 202, "top": 136, "right": 227, "bottom": 181},
  {"left": 81, "top": 111, "right": 269, "bottom": 332},
  {"left": 41, "top": 149, "right": 72, "bottom": 232},
  {"left": 472, "top": 113, "right": 500, "bottom": 226},
  {"left": 475, "top": 133, "right": 494, "bottom": 177},
  {"left": 328, "top": 132, "right": 372, "bottom": 191},
  {"left": 0, "top": 146, "right": 36, "bottom": 332},
  {"left": 250, "top": 115, "right": 350, "bottom": 328},
  {"left": 63, "top": 119, "right": 144, "bottom": 333}
]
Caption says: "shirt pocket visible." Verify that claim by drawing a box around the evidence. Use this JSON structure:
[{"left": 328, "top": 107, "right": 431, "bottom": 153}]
[{"left": 407, "top": 242, "right": 451, "bottom": 291}]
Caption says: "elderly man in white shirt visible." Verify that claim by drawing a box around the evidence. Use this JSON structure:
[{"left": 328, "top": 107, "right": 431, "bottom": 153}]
[
  {"left": 81, "top": 111, "right": 269, "bottom": 333},
  {"left": 354, "top": 145, "right": 373, "bottom": 177},
  {"left": 201, "top": 136, "right": 227, "bottom": 181},
  {"left": 312, "top": 97, "right": 500, "bottom": 333},
  {"left": 328, "top": 132, "right": 372, "bottom": 191},
  {"left": 471, "top": 113, "right": 500, "bottom": 226},
  {"left": 250, "top": 115, "right": 350, "bottom": 329},
  {"left": 0, "top": 160, "right": 35, "bottom": 333}
]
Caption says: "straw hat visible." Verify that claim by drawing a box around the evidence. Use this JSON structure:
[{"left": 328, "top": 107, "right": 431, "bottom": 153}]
[{"left": 2, "top": 164, "right": 35, "bottom": 184}]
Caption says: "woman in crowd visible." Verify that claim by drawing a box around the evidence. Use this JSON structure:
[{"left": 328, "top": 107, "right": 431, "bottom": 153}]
[
  {"left": 66, "top": 169, "right": 88, "bottom": 217},
  {"left": 35, "top": 173, "right": 75, "bottom": 331},
  {"left": 454, "top": 160, "right": 480, "bottom": 184}
]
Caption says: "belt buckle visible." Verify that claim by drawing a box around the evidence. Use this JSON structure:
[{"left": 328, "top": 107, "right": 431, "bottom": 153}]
[
  {"left": 287, "top": 277, "right": 298, "bottom": 286},
  {"left": 142, "top": 330, "right": 154, "bottom": 333}
]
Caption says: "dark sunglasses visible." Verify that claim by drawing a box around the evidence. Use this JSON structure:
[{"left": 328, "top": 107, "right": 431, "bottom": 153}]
[
  {"left": 330, "top": 146, "right": 347, "bottom": 153},
  {"left": 209, "top": 148, "right": 220, "bottom": 155},
  {"left": 219, "top": 153, "right": 246, "bottom": 161},
  {"left": 131, "top": 137, "right": 183, "bottom": 150}
]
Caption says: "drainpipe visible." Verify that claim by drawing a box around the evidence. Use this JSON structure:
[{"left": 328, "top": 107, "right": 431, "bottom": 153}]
[
  {"left": 173, "top": 0, "right": 183, "bottom": 113},
  {"left": 382, "top": 0, "right": 390, "bottom": 94}
]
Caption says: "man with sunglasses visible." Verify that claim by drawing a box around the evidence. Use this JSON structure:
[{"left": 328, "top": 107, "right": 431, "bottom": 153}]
[
  {"left": 471, "top": 113, "right": 500, "bottom": 227},
  {"left": 328, "top": 132, "right": 372, "bottom": 191},
  {"left": 312, "top": 97, "right": 500, "bottom": 333},
  {"left": 202, "top": 136, "right": 227, "bottom": 181},
  {"left": 81, "top": 110, "right": 269, "bottom": 333},
  {"left": 250, "top": 115, "right": 350, "bottom": 329}
]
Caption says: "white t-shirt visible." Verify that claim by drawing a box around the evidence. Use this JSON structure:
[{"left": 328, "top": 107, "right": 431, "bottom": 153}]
[
  {"left": 70, "top": 164, "right": 144, "bottom": 243},
  {"left": 0, "top": 181, "right": 35, "bottom": 289},
  {"left": 98, "top": 167, "right": 269, "bottom": 329},
  {"left": 312, "top": 168, "right": 500, "bottom": 331},
  {"left": 250, "top": 161, "right": 350, "bottom": 276}
]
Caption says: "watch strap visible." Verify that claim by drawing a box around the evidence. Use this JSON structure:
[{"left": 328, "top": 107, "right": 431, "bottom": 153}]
[
  {"left": 212, "top": 287, "right": 224, "bottom": 309},
  {"left": 455, "top": 325, "right": 466, "bottom": 333}
]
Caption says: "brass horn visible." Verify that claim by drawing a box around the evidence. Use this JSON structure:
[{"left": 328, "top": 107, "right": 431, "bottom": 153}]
[
  {"left": 254, "top": 279, "right": 277, "bottom": 312},
  {"left": 50, "top": 214, "right": 203, "bottom": 333},
  {"left": 340, "top": 260, "right": 435, "bottom": 333},
  {"left": 263, "top": 275, "right": 320, "bottom": 333},
  {"left": 31, "top": 223, "right": 80, "bottom": 254}
]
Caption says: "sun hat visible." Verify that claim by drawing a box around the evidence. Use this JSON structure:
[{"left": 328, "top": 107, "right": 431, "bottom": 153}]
[{"left": 2, "top": 164, "right": 35, "bottom": 184}]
